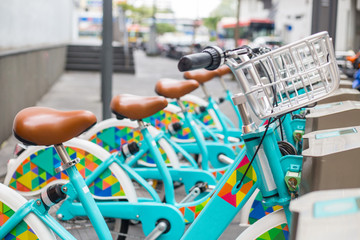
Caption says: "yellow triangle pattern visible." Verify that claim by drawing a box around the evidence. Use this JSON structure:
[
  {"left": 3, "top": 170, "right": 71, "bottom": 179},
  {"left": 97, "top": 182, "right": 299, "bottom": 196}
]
[{"left": 17, "top": 172, "right": 37, "bottom": 190}]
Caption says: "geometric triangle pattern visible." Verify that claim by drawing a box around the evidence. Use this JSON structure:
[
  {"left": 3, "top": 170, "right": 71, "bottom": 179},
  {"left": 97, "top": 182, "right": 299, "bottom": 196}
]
[
  {"left": 230, "top": 142, "right": 245, "bottom": 156},
  {"left": 143, "top": 109, "right": 195, "bottom": 140},
  {"left": 211, "top": 169, "right": 227, "bottom": 182},
  {"left": 9, "top": 146, "right": 126, "bottom": 198},
  {"left": 217, "top": 154, "right": 257, "bottom": 208},
  {"left": 249, "top": 191, "right": 283, "bottom": 224},
  {"left": 179, "top": 100, "right": 215, "bottom": 127},
  {"left": 256, "top": 223, "right": 289, "bottom": 240},
  {"left": 89, "top": 126, "right": 143, "bottom": 154},
  {"left": 0, "top": 201, "right": 38, "bottom": 239},
  {"left": 178, "top": 197, "right": 210, "bottom": 223},
  {"left": 88, "top": 126, "right": 171, "bottom": 165}
]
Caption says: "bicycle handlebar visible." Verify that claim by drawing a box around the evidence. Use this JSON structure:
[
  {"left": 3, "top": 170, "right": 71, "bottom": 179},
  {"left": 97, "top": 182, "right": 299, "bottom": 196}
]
[
  {"left": 178, "top": 46, "right": 252, "bottom": 72},
  {"left": 177, "top": 52, "right": 213, "bottom": 72},
  {"left": 178, "top": 46, "right": 223, "bottom": 72}
]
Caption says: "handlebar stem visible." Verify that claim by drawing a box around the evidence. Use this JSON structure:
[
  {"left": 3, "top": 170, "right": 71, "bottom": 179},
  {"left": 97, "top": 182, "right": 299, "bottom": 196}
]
[{"left": 232, "top": 93, "right": 257, "bottom": 134}]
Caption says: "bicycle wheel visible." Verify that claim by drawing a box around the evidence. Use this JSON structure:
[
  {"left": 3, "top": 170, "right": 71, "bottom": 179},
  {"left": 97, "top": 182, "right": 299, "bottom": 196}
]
[
  {"left": 111, "top": 218, "right": 130, "bottom": 240},
  {"left": 236, "top": 209, "right": 289, "bottom": 240},
  {"left": 0, "top": 183, "right": 55, "bottom": 239}
]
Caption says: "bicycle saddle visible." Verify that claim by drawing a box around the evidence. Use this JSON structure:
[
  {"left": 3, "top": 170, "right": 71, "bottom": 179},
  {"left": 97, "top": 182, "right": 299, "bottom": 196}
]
[
  {"left": 215, "top": 65, "right": 231, "bottom": 76},
  {"left": 155, "top": 78, "right": 199, "bottom": 99},
  {"left": 13, "top": 107, "right": 97, "bottom": 146},
  {"left": 111, "top": 94, "right": 168, "bottom": 120},
  {"left": 183, "top": 69, "right": 218, "bottom": 84}
]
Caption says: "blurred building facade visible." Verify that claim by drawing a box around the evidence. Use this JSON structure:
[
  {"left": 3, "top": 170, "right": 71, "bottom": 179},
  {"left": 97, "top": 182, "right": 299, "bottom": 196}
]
[{"left": 0, "top": 0, "right": 76, "bottom": 145}]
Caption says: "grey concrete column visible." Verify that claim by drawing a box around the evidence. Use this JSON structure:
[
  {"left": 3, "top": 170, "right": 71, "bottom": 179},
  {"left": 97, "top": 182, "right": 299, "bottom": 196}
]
[
  {"left": 101, "top": 0, "right": 113, "bottom": 119},
  {"left": 311, "top": 0, "right": 338, "bottom": 47}
]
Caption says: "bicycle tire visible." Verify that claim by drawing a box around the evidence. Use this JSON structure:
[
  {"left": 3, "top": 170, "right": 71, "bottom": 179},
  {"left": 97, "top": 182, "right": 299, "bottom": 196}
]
[
  {"left": 0, "top": 183, "right": 55, "bottom": 240},
  {"left": 112, "top": 218, "right": 130, "bottom": 240},
  {"left": 236, "top": 209, "right": 288, "bottom": 240}
]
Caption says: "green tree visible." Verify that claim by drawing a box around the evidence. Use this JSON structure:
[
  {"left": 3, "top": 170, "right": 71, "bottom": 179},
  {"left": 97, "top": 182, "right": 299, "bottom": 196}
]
[
  {"left": 210, "top": 0, "right": 236, "bottom": 17},
  {"left": 203, "top": 16, "right": 222, "bottom": 31},
  {"left": 156, "top": 23, "right": 176, "bottom": 35},
  {"left": 117, "top": 3, "right": 153, "bottom": 24}
]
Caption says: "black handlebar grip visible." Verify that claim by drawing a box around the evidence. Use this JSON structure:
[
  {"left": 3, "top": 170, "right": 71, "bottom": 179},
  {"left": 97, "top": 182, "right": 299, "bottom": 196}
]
[
  {"left": 178, "top": 46, "right": 223, "bottom": 72},
  {"left": 178, "top": 52, "right": 213, "bottom": 72}
]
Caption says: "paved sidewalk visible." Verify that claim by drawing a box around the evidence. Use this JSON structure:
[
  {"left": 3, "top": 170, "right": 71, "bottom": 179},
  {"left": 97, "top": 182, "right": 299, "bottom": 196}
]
[{"left": 0, "top": 50, "right": 244, "bottom": 239}]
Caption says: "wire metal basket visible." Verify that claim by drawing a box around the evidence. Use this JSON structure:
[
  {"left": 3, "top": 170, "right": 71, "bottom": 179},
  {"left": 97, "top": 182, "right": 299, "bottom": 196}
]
[{"left": 227, "top": 31, "right": 340, "bottom": 119}]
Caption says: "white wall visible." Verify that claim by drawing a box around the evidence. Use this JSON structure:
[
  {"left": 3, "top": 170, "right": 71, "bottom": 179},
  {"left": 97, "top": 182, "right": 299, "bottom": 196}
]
[
  {"left": 336, "top": 0, "right": 358, "bottom": 51},
  {"left": 0, "top": 0, "right": 75, "bottom": 50},
  {"left": 273, "top": 0, "right": 313, "bottom": 44},
  {"left": 221, "top": 0, "right": 314, "bottom": 45},
  {"left": 238, "top": 0, "right": 271, "bottom": 20}
]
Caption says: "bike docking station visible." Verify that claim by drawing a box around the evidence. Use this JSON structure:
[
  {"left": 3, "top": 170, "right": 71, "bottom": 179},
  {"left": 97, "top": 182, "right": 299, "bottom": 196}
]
[
  {"left": 301, "top": 125, "right": 360, "bottom": 192},
  {"left": 339, "top": 79, "right": 353, "bottom": 89},
  {"left": 315, "top": 88, "right": 360, "bottom": 105},
  {"left": 289, "top": 125, "right": 360, "bottom": 239},
  {"left": 289, "top": 188, "right": 360, "bottom": 239},
  {"left": 305, "top": 100, "right": 360, "bottom": 133}
]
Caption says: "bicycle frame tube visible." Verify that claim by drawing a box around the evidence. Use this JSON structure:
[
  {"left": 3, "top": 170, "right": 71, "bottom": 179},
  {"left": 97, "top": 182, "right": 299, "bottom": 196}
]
[
  {"left": 281, "top": 114, "right": 296, "bottom": 146},
  {"left": 155, "top": 131, "right": 199, "bottom": 168},
  {"left": 140, "top": 126, "right": 177, "bottom": 205},
  {"left": 207, "top": 96, "right": 231, "bottom": 143},
  {"left": 182, "top": 111, "right": 210, "bottom": 170},
  {"left": 193, "top": 118, "right": 220, "bottom": 142},
  {"left": 119, "top": 162, "right": 162, "bottom": 202},
  {"left": 66, "top": 165, "right": 113, "bottom": 239},
  {"left": 0, "top": 199, "right": 76, "bottom": 240},
  {"left": 242, "top": 125, "right": 293, "bottom": 225}
]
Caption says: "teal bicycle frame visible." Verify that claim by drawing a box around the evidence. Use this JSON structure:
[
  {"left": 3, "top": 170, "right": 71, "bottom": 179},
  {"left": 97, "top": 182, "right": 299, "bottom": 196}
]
[
  {"left": 54, "top": 141, "right": 187, "bottom": 238},
  {"left": 0, "top": 144, "right": 113, "bottom": 240},
  {"left": 174, "top": 100, "right": 243, "bottom": 170},
  {"left": 198, "top": 81, "right": 243, "bottom": 141},
  {"left": 182, "top": 121, "right": 303, "bottom": 239}
]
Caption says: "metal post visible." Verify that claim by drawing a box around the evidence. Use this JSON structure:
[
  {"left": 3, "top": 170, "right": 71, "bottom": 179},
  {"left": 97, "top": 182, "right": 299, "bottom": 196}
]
[
  {"left": 311, "top": 0, "right": 338, "bottom": 47},
  {"left": 234, "top": 0, "right": 241, "bottom": 48},
  {"left": 147, "top": 0, "right": 158, "bottom": 56},
  {"left": 101, "top": 0, "right": 113, "bottom": 120},
  {"left": 118, "top": 6, "right": 130, "bottom": 68}
]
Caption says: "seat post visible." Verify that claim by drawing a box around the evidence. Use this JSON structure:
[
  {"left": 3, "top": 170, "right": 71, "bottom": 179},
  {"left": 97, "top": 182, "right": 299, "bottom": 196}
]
[
  {"left": 219, "top": 76, "right": 228, "bottom": 91},
  {"left": 176, "top": 99, "right": 186, "bottom": 112},
  {"left": 54, "top": 144, "right": 72, "bottom": 165},
  {"left": 200, "top": 83, "right": 210, "bottom": 99}
]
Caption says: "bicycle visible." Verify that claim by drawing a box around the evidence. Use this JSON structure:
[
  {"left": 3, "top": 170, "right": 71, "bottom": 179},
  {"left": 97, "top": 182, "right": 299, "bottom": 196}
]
[
  {"left": 1, "top": 107, "right": 113, "bottom": 239},
  {"left": 176, "top": 31, "right": 339, "bottom": 239},
  {"left": 2, "top": 106, "right": 185, "bottom": 239}
]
